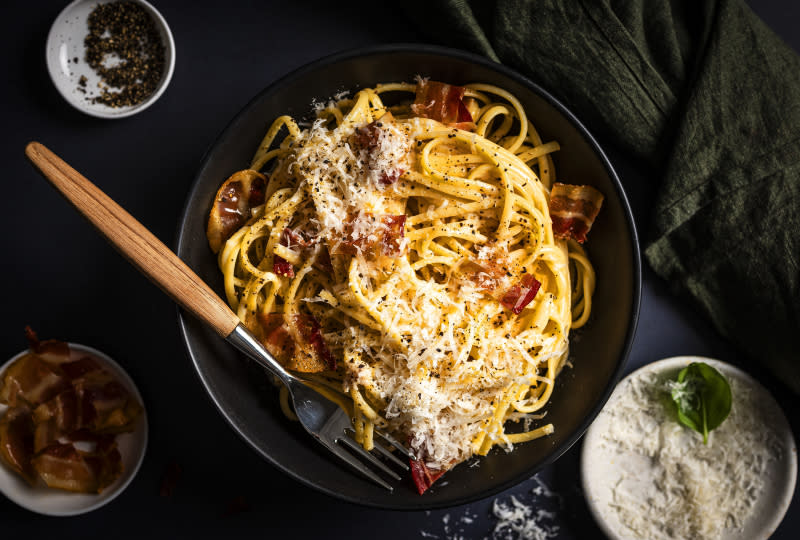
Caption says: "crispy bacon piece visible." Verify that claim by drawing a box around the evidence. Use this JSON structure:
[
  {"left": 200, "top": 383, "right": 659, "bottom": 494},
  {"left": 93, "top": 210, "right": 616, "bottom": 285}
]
[
  {"left": 256, "top": 313, "right": 334, "bottom": 373},
  {"left": 74, "top": 370, "right": 141, "bottom": 434},
  {"left": 206, "top": 169, "right": 267, "bottom": 253},
  {"left": 0, "top": 352, "right": 68, "bottom": 408},
  {"left": 460, "top": 259, "right": 507, "bottom": 292},
  {"left": 0, "top": 406, "right": 36, "bottom": 484},
  {"left": 411, "top": 80, "right": 475, "bottom": 129},
  {"left": 33, "top": 389, "right": 80, "bottom": 453},
  {"left": 378, "top": 169, "right": 403, "bottom": 187},
  {"left": 456, "top": 249, "right": 540, "bottom": 315},
  {"left": 334, "top": 213, "right": 407, "bottom": 258},
  {"left": 549, "top": 182, "right": 604, "bottom": 243},
  {"left": 31, "top": 367, "right": 140, "bottom": 446},
  {"left": 31, "top": 438, "right": 122, "bottom": 494},
  {"left": 354, "top": 112, "right": 407, "bottom": 187},
  {"left": 457, "top": 100, "right": 473, "bottom": 123},
  {"left": 500, "top": 274, "right": 542, "bottom": 315},
  {"left": 272, "top": 257, "right": 294, "bottom": 278},
  {"left": 354, "top": 111, "right": 395, "bottom": 152},
  {"left": 380, "top": 215, "right": 407, "bottom": 257},
  {"left": 410, "top": 457, "right": 447, "bottom": 495},
  {"left": 412, "top": 80, "right": 466, "bottom": 124},
  {"left": 273, "top": 228, "right": 315, "bottom": 278}
]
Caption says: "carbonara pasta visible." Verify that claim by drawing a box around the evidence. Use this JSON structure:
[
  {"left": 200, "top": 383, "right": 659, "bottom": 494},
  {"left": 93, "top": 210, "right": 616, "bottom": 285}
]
[{"left": 206, "top": 79, "right": 601, "bottom": 492}]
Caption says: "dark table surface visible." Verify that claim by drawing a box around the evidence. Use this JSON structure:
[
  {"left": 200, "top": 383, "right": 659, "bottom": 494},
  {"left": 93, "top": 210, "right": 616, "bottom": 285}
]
[{"left": 2, "top": 1, "right": 798, "bottom": 538}]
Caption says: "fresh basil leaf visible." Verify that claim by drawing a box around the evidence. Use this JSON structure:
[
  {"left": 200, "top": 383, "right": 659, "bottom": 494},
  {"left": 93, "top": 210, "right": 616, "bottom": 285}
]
[{"left": 669, "top": 362, "right": 732, "bottom": 444}]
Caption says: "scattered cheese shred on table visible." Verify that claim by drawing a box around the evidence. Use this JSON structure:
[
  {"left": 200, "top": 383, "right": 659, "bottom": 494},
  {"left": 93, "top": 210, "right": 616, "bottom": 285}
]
[{"left": 419, "top": 474, "right": 561, "bottom": 540}]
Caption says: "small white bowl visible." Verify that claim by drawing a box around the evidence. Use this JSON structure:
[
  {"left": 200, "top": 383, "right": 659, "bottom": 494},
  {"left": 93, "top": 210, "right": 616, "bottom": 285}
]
[
  {"left": 581, "top": 356, "right": 797, "bottom": 540},
  {"left": 0, "top": 343, "right": 148, "bottom": 516},
  {"left": 45, "top": 0, "right": 176, "bottom": 119}
]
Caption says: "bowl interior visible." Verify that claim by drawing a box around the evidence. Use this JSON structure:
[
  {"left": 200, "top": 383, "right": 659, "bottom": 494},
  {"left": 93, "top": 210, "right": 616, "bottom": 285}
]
[
  {"left": 0, "top": 344, "right": 148, "bottom": 516},
  {"left": 45, "top": 0, "right": 175, "bottom": 119},
  {"left": 176, "top": 46, "right": 640, "bottom": 509}
]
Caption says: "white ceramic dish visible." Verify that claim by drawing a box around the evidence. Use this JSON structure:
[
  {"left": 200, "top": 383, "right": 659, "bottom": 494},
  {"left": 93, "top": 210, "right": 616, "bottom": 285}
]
[
  {"left": 581, "top": 356, "right": 797, "bottom": 540},
  {"left": 45, "top": 0, "right": 175, "bottom": 119},
  {"left": 0, "top": 343, "right": 148, "bottom": 516}
]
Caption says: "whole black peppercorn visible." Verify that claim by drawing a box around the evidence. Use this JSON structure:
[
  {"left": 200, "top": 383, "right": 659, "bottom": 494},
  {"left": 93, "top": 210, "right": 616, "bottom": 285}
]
[{"left": 83, "top": 1, "right": 165, "bottom": 108}]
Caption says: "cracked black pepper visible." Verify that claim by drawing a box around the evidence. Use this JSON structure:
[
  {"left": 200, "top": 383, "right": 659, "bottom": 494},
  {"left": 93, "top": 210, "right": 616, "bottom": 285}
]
[{"left": 84, "top": 1, "right": 165, "bottom": 108}]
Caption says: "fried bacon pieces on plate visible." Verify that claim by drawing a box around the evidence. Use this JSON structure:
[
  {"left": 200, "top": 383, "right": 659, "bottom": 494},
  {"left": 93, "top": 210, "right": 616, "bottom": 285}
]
[{"left": 0, "top": 328, "right": 142, "bottom": 493}]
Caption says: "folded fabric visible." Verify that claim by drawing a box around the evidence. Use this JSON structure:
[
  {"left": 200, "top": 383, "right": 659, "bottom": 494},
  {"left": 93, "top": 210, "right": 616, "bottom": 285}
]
[{"left": 404, "top": 0, "right": 800, "bottom": 392}]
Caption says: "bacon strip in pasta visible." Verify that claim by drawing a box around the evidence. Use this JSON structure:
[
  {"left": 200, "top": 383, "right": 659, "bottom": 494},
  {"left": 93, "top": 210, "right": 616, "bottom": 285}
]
[
  {"left": 549, "top": 182, "right": 604, "bottom": 244},
  {"left": 411, "top": 80, "right": 474, "bottom": 129},
  {"left": 500, "top": 274, "right": 542, "bottom": 315},
  {"left": 206, "top": 169, "right": 267, "bottom": 253}
]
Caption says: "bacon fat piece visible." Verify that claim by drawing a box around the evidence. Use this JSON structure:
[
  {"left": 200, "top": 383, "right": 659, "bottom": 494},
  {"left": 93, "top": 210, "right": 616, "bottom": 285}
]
[
  {"left": 411, "top": 80, "right": 475, "bottom": 129},
  {"left": 548, "top": 182, "right": 604, "bottom": 243},
  {"left": 206, "top": 169, "right": 267, "bottom": 253}
]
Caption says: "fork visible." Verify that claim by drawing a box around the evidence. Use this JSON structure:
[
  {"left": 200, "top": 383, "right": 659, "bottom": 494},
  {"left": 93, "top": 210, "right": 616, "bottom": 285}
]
[{"left": 25, "top": 141, "right": 413, "bottom": 491}]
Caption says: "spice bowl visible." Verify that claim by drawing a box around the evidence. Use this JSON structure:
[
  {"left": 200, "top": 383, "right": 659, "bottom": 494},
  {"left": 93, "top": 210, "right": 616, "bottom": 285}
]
[{"left": 45, "top": 0, "right": 175, "bottom": 119}]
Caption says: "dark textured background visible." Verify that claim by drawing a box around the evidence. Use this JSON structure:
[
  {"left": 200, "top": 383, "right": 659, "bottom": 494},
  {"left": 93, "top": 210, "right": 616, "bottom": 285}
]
[{"left": 1, "top": 1, "right": 797, "bottom": 537}]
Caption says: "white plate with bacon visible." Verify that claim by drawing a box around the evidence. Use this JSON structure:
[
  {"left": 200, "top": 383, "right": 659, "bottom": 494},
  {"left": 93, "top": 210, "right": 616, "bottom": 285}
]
[{"left": 0, "top": 331, "right": 147, "bottom": 515}]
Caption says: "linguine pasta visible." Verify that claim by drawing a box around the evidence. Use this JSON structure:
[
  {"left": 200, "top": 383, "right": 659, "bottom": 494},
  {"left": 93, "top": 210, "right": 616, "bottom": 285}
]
[{"left": 206, "top": 80, "right": 598, "bottom": 490}]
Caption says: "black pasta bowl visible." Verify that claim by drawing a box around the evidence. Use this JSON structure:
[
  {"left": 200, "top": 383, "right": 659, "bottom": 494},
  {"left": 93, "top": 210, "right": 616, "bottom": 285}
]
[{"left": 176, "top": 44, "right": 641, "bottom": 509}]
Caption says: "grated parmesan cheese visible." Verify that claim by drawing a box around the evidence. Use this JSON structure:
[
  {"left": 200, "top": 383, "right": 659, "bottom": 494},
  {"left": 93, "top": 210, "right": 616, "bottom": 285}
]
[
  {"left": 597, "top": 367, "right": 785, "bottom": 540},
  {"left": 419, "top": 474, "right": 562, "bottom": 540}
]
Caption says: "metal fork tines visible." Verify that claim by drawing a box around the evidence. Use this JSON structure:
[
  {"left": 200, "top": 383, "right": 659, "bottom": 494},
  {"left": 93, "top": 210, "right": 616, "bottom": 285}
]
[
  {"left": 296, "top": 385, "right": 413, "bottom": 491},
  {"left": 227, "top": 324, "right": 415, "bottom": 491}
]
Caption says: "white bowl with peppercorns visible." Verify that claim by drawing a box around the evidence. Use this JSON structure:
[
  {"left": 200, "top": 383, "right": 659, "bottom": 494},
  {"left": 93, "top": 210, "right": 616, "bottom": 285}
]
[{"left": 45, "top": 0, "right": 175, "bottom": 119}]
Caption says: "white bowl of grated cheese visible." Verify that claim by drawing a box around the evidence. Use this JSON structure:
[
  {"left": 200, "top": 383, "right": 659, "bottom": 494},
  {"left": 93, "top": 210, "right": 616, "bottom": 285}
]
[{"left": 581, "top": 356, "right": 797, "bottom": 540}]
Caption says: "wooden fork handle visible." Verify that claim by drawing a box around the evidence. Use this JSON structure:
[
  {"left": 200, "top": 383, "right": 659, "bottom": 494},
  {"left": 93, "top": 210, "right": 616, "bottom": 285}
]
[{"left": 25, "top": 141, "right": 241, "bottom": 338}]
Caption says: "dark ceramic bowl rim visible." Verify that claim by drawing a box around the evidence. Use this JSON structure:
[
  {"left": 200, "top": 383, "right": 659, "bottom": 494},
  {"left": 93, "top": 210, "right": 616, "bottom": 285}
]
[{"left": 176, "top": 43, "right": 641, "bottom": 510}]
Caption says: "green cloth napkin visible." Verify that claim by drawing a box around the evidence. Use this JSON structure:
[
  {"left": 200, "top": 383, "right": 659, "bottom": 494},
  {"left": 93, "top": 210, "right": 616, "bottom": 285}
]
[{"left": 404, "top": 0, "right": 800, "bottom": 392}]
